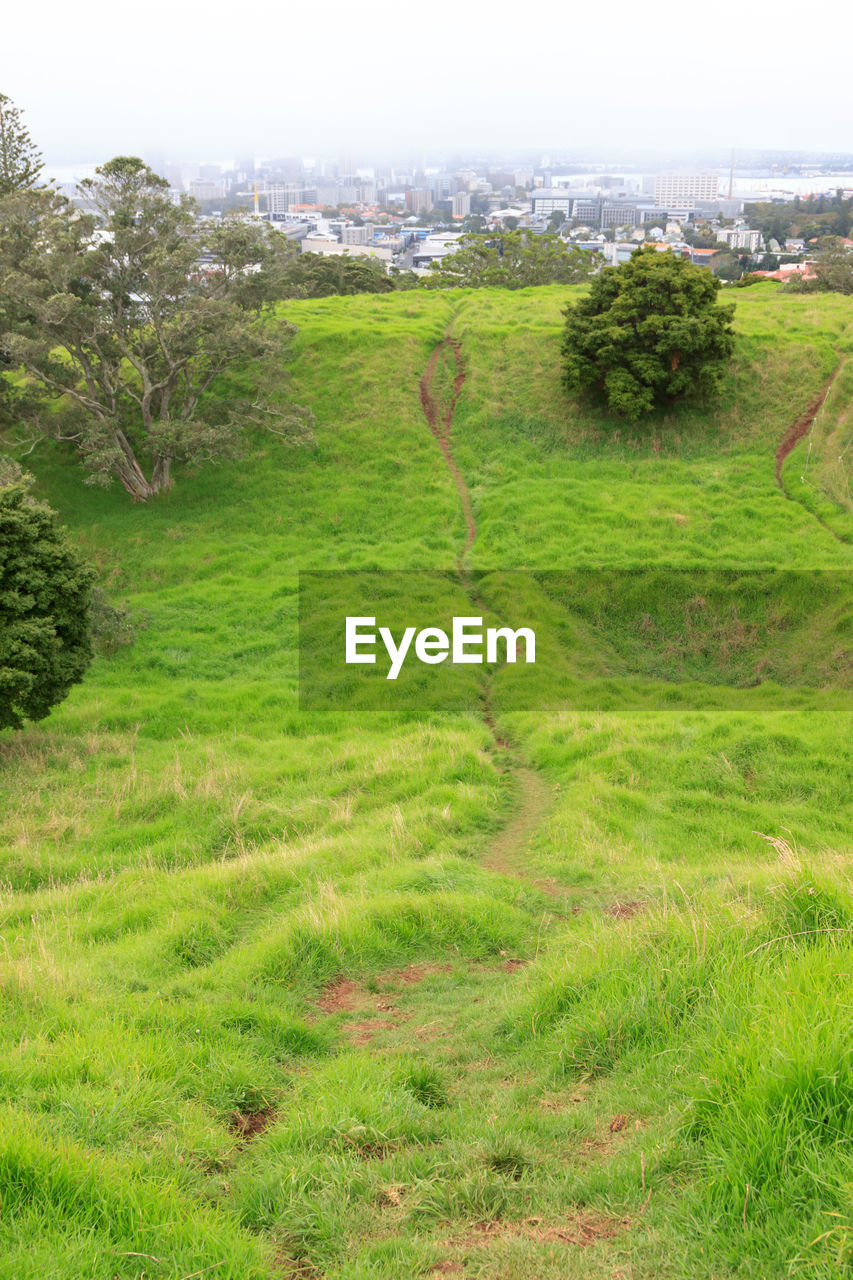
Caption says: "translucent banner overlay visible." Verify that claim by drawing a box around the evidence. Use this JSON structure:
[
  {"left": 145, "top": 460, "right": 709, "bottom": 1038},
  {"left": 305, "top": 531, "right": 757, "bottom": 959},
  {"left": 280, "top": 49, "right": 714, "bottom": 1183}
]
[{"left": 298, "top": 570, "right": 853, "bottom": 714}]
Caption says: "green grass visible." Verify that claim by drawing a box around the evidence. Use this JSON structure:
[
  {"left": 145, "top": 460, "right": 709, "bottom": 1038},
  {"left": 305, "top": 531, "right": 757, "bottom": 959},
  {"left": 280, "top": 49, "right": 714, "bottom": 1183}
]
[
  {"left": 781, "top": 354, "right": 853, "bottom": 542},
  {"left": 1, "top": 283, "right": 852, "bottom": 1277}
]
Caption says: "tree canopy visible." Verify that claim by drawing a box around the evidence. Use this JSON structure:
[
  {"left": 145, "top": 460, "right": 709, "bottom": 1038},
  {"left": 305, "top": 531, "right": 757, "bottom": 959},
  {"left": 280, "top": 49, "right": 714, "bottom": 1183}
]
[
  {"left": 283, "top": 252, "right": 395, "bottom": 297},
  {"left": 0, "top": 157, "right": 310, "bottom": 499},
  {"left": 423, "top": 231, "right": 594, "bottom": 290},
  {"left": 0, "top": 93, "right": 42, "bottom": 195},
  {"left": 750, "top": 191, "right": 853, "bottom": 246},
  {"left": 0, "top": 462, "right": 94, "bottom": 730},
  {"left": 562, "top": 247, "right": 736, "bottom": 417},
  {"left": 794, "top": 237, "right": 853, "bottom": 295}
]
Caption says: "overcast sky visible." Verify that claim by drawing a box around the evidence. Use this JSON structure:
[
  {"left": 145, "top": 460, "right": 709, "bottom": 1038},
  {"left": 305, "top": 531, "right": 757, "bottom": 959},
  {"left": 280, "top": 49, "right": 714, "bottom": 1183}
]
[{"left": 4, "top": 0, "right": 852, "bottom": 166}]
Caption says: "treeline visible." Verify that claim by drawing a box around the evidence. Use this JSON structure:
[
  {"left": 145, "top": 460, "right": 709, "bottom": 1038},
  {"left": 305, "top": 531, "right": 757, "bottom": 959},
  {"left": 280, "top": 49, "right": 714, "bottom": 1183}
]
[
  {"left": 283, "top": 232, "right": 595, "bottom": 297},
  {"left": 750, "top": 190, "right": 853, "bottom": 245}
]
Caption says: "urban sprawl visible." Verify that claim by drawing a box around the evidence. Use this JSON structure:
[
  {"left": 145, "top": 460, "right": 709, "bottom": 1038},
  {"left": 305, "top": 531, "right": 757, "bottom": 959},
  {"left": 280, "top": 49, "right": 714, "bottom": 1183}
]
[{"left": 55, "top": 154, "right": 853, "bottom": 283}]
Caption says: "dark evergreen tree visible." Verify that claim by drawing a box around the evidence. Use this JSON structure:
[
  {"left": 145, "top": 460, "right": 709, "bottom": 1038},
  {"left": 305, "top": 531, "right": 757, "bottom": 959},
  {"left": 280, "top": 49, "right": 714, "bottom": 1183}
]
[
  {"left": 0, "top": 93, "right": 42, "bottom": 194},
  {"left": 0, "top": 465, "right": 95, "bottom": 730},
  {"left": 561, "top": 247, "right": 736, "bottom": 417}
]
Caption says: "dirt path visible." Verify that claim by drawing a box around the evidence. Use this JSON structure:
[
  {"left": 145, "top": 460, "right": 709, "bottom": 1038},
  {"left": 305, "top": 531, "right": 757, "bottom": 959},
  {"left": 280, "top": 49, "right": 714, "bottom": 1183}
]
[
  {"left": 419, "top": 338, "right": 477, "bottom": 570},
  {"left": 419, "top": 335, "right": 554, "bottom": 886},
  {"left": 481, "top": 766, "right": 553, "bottom": 880},
  {"left": 775, "top": 367, "right": 841, "bottom": 485}
]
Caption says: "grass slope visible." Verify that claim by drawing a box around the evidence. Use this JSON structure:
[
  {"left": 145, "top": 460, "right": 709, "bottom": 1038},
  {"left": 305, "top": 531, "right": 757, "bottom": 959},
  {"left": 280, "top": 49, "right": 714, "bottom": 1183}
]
[{"left": 1, "top": 283, "right": 852, "bottom": 1279}]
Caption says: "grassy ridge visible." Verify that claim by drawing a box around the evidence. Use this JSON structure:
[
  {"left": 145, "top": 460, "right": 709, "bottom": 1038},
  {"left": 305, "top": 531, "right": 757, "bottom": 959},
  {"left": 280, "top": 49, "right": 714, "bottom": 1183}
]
[{"left": 0, "top": 283, "right": 852, "bottom": 1277}]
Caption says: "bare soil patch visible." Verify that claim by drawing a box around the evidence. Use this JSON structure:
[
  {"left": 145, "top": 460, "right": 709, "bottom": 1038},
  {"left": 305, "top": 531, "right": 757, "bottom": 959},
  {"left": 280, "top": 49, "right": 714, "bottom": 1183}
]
[
  {"left": 605, "top": 900, "right": 645, "bottom": 920},
  {"left": 228, "top": 1105, "right": 276, "bottom": 1142},
  {"left": 316, "top": 964, "right": 453, "bottom": 1018},
  {"left": 315, "top": 977, "right": 370, "bottom": 1015}
]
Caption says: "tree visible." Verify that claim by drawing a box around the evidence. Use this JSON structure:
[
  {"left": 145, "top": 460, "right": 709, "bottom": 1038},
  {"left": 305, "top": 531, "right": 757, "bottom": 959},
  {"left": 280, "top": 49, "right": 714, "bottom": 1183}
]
[
  {"left": 283, "top": 252, "right": 394, "bottom": 297},
  {"left": 681, "top": 226, "right": 719, "bottom": 250},
  {"left": 0, "top": 461, "right": 94, "bottom": 730},
  {"left": 0, "top": 157, "right": 309, "bottom": 499},
  {"left": 710, "top": 250, "right": 743, "bottom": 281},
  {"left": 809, "top": 237, "right": 853, "bottom": 294},
  {"left": 562, "top": 247, "right": 736, "bottom": 417},
  {"left": 0, "top": 93, "right": 42, "bottom": 195},
  {"left": 0, "top": 94, "right": 43, "bottom": 426},
  {"left": 423, "top": 231, "right": 594, "bottom": 290}
]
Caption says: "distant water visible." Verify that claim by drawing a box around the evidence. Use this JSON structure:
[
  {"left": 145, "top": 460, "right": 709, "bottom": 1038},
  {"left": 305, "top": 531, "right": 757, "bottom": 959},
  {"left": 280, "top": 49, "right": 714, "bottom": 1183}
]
[{"left": 551, "top": 171, "right": 853, "bottom": 198}]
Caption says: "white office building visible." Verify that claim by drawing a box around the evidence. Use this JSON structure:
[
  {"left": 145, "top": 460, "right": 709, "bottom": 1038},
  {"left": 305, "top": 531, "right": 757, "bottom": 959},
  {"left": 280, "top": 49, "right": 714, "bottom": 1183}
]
[{"left": 653, "top": 174, "right": 719, "bottom": 208}]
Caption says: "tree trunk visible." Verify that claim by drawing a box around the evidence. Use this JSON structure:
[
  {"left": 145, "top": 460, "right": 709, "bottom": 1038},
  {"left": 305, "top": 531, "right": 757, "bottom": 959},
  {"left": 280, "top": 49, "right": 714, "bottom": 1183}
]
[
  {"left": 151, "top": 454, "right": 172, "bottom": 493},
  {"left": 111, "top": 431, "right": 171, "bottom": 500},
  {"left": 113, "top": 430, "right": 154, "bottom": 499}
]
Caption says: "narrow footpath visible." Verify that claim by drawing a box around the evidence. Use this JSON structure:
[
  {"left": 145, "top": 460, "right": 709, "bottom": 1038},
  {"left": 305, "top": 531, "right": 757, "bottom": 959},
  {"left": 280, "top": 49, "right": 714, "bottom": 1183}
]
[
  {"left": 418, "top": 335, "right": 553, "bottom": 885},
  {"left": 775, "top": 365, "right": 842, "bottom": 484}
]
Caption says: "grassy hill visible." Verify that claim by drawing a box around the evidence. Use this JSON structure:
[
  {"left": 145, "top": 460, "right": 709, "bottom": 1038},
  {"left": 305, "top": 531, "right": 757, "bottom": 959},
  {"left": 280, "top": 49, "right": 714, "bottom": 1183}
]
[{"left": 1, "top": 282, "right": 852, "bottom": 1279}]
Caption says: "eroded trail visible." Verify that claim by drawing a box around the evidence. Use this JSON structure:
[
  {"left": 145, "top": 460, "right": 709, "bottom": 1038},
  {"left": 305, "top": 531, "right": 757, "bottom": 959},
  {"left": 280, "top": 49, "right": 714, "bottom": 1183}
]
[
  {"left": 419, "top": 335, "right": 553, "bottom": 884},
  {"left": 775, "top": 366, "right": 842, "bottom": 484},
  {"left": 419, "top": 338, "right": 476, "bottom": 570}
]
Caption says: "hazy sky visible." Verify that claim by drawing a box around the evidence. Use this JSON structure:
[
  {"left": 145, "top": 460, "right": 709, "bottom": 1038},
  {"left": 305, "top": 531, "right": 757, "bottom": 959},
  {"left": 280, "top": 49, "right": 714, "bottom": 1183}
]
[{"left": 5, "top": 0, "right": 852, "bottom": 165}]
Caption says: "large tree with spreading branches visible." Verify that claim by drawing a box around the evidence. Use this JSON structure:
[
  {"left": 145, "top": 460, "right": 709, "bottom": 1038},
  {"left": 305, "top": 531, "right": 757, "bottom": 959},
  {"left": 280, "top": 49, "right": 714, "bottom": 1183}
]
[{"left": 0, "top": 157, "right": 310, "bottom": 499}]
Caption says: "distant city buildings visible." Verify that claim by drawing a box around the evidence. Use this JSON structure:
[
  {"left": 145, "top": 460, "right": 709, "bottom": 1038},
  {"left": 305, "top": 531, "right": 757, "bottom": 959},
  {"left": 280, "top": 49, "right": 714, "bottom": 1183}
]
[
  {"left": 406, "top": 188, "right": 433, "bottom": 215},
  {"left": 266, "top": 184, "right": 309, "bottom": 216},
  {"left": 341, "top": 224, "right": 374, "bottom": 245},
  {"left": 530, "top": 189, "right": 673, "bottom": 228},
  {"left": 653, "top": 174, "right": 719, "bottom": 207},
  {"left": 451, "top": 192, "right": 471, "bottom": 219},
  {"left": 716, "top": 226, "right": 763, "bottom": 252},
  {"left": 125, "top": 147, "right": 836, "bottom": 285},
  {"left": 410, "top": 233, "right": 465, "bottom": 270},
  {"left": 530, "top": 189, "right": 576, "bottom": 216},
  {"left": 189, "top": 178, "right": 227, "bottom": 201}
]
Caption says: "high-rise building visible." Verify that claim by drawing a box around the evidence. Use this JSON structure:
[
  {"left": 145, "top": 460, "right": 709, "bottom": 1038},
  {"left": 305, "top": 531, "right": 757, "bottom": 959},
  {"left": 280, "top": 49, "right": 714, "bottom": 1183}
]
[
  {"left": 189, "top": 178, "right": 227, "bottom": 201},
  {"left": 267, "top": 184, "right": 305, "bottom": 216},
  {"left": 653, "top": 174, "right": 719, "bottom": 207},
  {"left": 406, "top": 188, "right": 433, "bottom": 215},
  {"left": 451, "top": 192, "right": 471, "bottom": 218}
]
